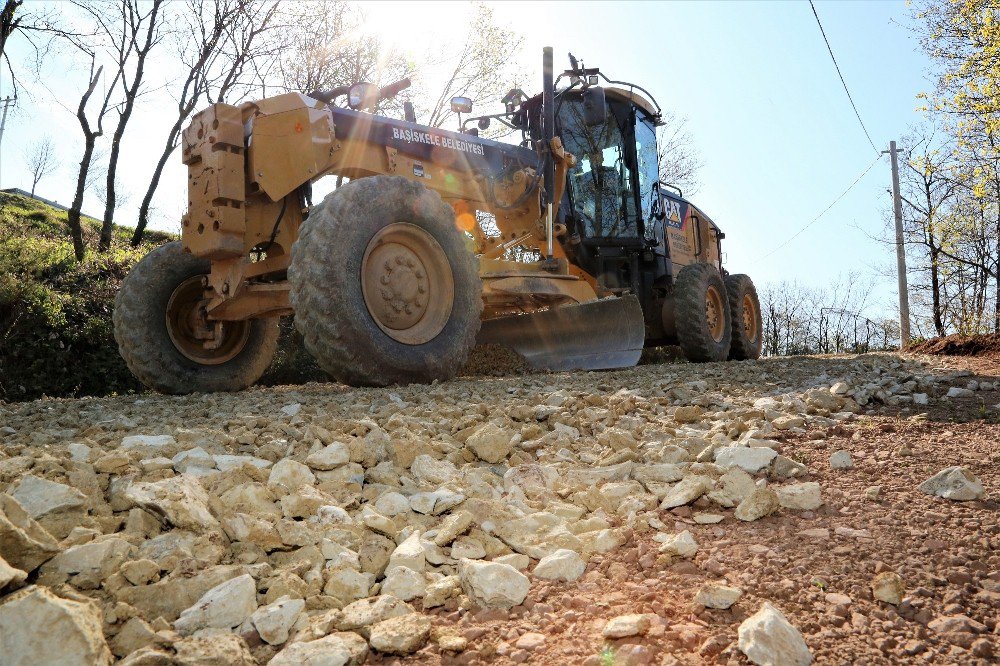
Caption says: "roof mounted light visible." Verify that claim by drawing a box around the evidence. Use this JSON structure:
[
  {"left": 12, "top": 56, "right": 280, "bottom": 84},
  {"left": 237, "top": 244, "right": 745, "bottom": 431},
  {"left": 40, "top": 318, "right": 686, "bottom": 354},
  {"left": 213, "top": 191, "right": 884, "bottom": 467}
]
[{"left": 348, "top": 82, "right": 378, "bottom": 110}]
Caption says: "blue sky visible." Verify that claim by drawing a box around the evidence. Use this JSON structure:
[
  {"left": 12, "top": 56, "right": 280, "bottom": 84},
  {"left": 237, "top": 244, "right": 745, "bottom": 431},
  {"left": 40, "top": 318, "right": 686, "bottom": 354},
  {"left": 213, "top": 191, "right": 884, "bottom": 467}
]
[{"left": 0, "top": 1, "right": 930, "bottom": 318}]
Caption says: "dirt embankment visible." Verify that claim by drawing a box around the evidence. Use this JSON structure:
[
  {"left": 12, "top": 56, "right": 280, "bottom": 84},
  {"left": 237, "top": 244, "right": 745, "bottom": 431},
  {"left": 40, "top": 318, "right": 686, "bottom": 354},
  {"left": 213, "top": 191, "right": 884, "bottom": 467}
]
[
  {"left": 909, "top": 334, "right": 1000, "bottom": 359},
  {"left": 0, "top": 352, "right": 997, "bottom": 665}
]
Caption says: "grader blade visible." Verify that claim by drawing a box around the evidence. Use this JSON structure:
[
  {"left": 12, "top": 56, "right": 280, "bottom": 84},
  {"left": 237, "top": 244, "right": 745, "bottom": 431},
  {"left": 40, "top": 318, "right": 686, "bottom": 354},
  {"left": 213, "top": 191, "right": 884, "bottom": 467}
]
[{"left": 476, "top": 295, "right": 645, "bottom": 371}]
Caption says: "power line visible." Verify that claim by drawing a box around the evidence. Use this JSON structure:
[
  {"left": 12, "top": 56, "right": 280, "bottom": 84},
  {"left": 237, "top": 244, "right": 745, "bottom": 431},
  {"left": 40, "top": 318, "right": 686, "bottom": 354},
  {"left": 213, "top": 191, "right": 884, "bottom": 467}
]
[
  {"left": 809, "top": 0, "right": 879, "bottom": 154},
  {"left": 755, "top": 154, "right": 882, "bottom": 262}
]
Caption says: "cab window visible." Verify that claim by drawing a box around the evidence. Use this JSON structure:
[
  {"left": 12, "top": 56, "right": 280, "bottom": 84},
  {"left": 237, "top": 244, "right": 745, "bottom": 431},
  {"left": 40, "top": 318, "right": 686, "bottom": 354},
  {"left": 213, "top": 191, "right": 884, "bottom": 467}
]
[
  {"left": 558, "top": 97, "right": 638, "bottom": 239},
  {"left": 635, "top": 112, "right": 659, "bottom": 223}
]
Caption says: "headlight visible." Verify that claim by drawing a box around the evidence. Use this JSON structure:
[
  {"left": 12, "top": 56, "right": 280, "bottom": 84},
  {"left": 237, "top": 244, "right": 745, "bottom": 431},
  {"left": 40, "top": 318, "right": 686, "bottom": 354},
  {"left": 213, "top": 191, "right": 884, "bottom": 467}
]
[{"left": 348, "top": 83, "right": 377, "bottom": 110}]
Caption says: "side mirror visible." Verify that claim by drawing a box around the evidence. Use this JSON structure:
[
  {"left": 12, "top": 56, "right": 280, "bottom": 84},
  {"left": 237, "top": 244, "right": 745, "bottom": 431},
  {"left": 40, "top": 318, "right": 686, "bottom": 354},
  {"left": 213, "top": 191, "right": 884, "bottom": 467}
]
[
  {"left": 582, "top": 86, "right": 607, "bottom": 126},
  {"left": 478, "top": 117, "right": 491, "bottom": 130},
  {"left": 450, "top": 96, "right": 473, "bottom": 114}
]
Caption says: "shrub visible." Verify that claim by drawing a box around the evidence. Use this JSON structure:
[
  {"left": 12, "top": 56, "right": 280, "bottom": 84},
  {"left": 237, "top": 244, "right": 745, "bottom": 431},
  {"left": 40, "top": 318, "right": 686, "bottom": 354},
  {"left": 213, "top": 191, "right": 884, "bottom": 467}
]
[{"left": 0, "top": 192, "right": 322, "bottom": 401}]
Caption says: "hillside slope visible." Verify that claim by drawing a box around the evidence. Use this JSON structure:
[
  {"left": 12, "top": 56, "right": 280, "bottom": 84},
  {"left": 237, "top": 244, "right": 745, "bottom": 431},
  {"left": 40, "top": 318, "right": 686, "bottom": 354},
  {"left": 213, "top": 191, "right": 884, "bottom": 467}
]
[{"left": 0, "top": 191, "right": 177, "bottom": 401}]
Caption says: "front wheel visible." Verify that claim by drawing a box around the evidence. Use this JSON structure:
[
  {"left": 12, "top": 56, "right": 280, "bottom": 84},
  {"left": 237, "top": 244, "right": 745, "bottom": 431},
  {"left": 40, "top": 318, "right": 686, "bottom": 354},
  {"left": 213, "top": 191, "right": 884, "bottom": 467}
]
[
  {"left": 673, "top": 262, "right": 732, "bottom": 362},
  {"left": 725, "top": 273, "right": 763, "bottom": 360},
  {"left": 288, "top": 176, "right": 482, "bottom": 386},
  {"left": 113, "top": 241, "right": 279, "bottom": 394}
]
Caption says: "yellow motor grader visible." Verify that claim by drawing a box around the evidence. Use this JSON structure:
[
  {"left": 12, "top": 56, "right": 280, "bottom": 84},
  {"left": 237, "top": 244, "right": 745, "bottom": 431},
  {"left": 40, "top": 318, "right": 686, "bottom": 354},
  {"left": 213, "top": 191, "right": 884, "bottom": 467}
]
[{"left": 114, "top": 48, "right": 762, "bottom": 393}]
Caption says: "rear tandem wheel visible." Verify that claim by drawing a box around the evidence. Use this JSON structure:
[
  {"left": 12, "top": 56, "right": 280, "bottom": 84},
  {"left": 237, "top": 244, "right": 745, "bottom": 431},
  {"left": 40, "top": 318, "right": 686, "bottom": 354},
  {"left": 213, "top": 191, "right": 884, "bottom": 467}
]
[{"left": 673, "top": 262, "right": 733, "bottom": 363}]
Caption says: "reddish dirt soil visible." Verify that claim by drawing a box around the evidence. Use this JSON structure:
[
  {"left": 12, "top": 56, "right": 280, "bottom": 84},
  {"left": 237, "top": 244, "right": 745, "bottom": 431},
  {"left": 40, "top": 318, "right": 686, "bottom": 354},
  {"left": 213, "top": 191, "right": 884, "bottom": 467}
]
[
  {"left": 383, "top": 355, "right": 1000, "bottom": 666},
  {"left": 909, "top": 334, "right": 1000, "bottom": 359}
]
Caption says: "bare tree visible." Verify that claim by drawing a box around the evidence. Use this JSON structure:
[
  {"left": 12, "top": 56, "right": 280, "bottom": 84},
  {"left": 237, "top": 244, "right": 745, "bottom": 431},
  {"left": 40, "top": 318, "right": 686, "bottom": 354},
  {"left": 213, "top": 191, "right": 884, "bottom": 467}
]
[
  {"left": 73, "top": 0, "right": 166, "bottom": 251},
  {"left": 418, "top": 3, "right": 524, "bottom": 129},
  {"left": 656, "top": 111, "right": 703, "bottom": 196},
  {"left": 278, "top": 1, "right": 410, "bottom": 111},
  {"left": 894, "top": 121, "right": 962, "bottom": 337},
  {"left": 1, "top": 0, "right": 92, "bottom": 92},
  {"left": 759, "top": 274, "right": 891, "bottom": 355},
  {"left": 0, "top": 0, "right": 21, "bottom": 61},
  {"left": 205, "top": 0, "right": 285, "bottom": 104},
  {"left": 132, "top": 0, "right": 284, "bottom": 246},
  {"left": 67, "top": 57, "right": 122, "bottom": 262},
  {"left": 23, "top": 135, "right": 57, "bottom": 197}
]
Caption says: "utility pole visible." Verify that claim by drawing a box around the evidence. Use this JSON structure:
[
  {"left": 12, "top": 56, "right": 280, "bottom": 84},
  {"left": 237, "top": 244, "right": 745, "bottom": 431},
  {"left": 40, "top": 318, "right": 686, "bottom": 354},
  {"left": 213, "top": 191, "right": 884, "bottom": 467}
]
[
  {"left": 882, "top": 140, "right": 910, "bottom": 348},
  {"left": 0, "top": 96, "right": 14, "bottom": 156}
]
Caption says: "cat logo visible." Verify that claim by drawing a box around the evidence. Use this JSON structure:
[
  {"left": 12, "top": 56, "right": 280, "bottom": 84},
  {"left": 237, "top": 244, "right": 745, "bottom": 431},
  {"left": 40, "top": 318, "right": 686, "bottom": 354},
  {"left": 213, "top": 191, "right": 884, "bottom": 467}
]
[{"left": 665, "top": 200, "right": 683, "bottom": 229}]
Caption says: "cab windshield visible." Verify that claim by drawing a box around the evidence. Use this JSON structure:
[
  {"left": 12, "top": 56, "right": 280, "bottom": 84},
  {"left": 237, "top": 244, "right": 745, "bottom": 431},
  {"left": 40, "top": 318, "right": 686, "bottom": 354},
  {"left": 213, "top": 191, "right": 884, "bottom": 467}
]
[{"left": 558, "top": 97, "right": 639, "bottom": 239}]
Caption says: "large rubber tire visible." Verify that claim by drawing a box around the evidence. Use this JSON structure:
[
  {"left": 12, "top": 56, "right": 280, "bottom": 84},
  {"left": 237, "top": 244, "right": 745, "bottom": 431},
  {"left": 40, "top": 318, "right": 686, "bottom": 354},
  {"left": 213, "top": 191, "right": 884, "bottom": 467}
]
[
  {"left": 288, "top": 176, "right": 482, "bottom": 386},
  {"left": 725, "top": 273, "right": 763, "bottom": 360},
  {"left": 674, "top": 262, "right": 732, "bottom": 362},
  {"left": 113, "top": 241, "right": 280, "bottom": 394}
]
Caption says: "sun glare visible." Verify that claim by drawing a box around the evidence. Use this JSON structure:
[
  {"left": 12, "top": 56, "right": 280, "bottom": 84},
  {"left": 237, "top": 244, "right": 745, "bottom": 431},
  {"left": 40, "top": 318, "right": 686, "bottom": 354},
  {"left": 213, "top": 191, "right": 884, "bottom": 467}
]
[{"left": 357, "top": 1, "right": 464, "bottom": 54}]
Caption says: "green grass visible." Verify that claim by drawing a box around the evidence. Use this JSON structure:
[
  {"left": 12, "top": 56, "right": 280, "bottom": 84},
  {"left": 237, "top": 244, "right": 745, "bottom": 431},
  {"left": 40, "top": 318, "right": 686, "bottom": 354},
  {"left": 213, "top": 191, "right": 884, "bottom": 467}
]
[
  {"left": 0, "top": 191, "right": 321, "bottom": 401},
  {"left": 0, "top": 191, "right": 175, "bottom": 401}
]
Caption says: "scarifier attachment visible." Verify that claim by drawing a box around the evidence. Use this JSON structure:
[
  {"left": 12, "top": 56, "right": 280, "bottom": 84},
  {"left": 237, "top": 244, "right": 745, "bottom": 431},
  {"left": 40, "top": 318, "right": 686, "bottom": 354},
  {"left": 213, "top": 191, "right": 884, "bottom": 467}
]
[{"left": 476, "top": 295, "right": 645, "bottom": 371}]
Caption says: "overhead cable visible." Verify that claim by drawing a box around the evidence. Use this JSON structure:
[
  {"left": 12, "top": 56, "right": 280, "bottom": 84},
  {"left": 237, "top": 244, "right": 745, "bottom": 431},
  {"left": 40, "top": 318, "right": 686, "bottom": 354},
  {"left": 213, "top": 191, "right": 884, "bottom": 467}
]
[
  {"left": 809, "top": 0, "right": 880, "bottom": 154},
  {"left": 755, "top": 154, "right": 883, "bottom": 262}
]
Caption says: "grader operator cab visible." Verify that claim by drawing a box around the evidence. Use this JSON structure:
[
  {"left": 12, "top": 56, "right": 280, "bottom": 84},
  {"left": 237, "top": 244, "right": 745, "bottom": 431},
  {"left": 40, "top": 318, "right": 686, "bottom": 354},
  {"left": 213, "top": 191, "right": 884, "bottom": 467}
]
[{"left": 114, "top": 48, "right": 762, "bottom": 394}]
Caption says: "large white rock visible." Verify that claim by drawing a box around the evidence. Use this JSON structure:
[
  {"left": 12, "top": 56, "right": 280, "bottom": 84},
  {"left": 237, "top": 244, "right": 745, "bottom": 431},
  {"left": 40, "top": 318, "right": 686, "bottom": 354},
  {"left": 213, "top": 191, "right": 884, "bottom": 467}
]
[
  {"left": 0, "top": 554, "right": 27, "bottom": 590},
  {"left": 432, "top": 510, "right": 473, "bottom": 546},
  {"left": 39, "top": 537, "right": 133, "bottom": 586},
  {"left": 368, "top": 614, "right": 432, "bottom": 655},
  {"left": 120, "top": 434, "right": 176, "bottom": 453},
  {"left": 374, "top": 492, "right": 410, "bottom": 516},
  {"left": 659, "top": 475, "right": 713, "bottom": 509},
  {"left": 775, "top": 482, "right": 823, "bottom": 511},
  {"left": 174, "top": 573, "right": 258, "bottom": 635},
  {"left": 213, "top": 454, "right": 272, "bottom": 472},
  {"left": 533, "top": 548, "right": 585, "bottom": 582},
  {"left": 320, "top": 540, "right": 361, "bottom": 569},
  {"left": 410, "top": 455, "right": 459, "bottom": 485},
  {"left": 714, "top": 447, "right": 777, "bottom": 474},
  {"left": 423, "top": 576, "right": 461, "bottom": 608},
  {"left": 388, "top": 531, "right": 425, "bottom": 572},
  {"left": 323, "top": 567, "right": 373, "bottom": 605},
  {"left": 658, "top": 530, "right": 698, "bottom": 558},
  {"left": 123, "top": 475, "right": 220, "bottom": 531},
  {"left": 633, "top": 464, "right": 685, "bottom": 485},
  {"left": 737, "top": 602, "right": 812, "bottom": 666},
  {"left": 268, "top": 459, "right": 316, "bottom": 492},
  {"left": 269, "top": 632, "right": 368, "bottom": 666},
  {"left": 250, "top": 595, "right": 304, "bottom": 645},
  {"left": 305, "top": 443, "right": 350, "bottom": 470},
  {"left": 602, "top": 614, "right": 651, "bottom": 638},
  {"left": 494, "top": 512, "right": 582, "bottom": 559},
  {"left": 459, "top": 558, "right": 530, "bottom": 610},
  {"left": 0, "top": 586, "right": 113, "bottom": 665},
  {"left": 707, "top": 468, "right": 756, "bottom": 507},
  {"left": 336, "top": 595, "right": 413, "bottom": 632},
  {"left": 695, "top": 583, "right": 742, "bottom": 609},
  {"left": 466, "top": 423, "right": 515, "bottom": 463},
  {"left": 409, "top": 489, "right": 465, "bottom": 515},
  {"left": 829, "top": 451, "right": 853, "bottom": 469},
  {"left": 918, "top": 466, "right": 985, "bottom": 501},
  {"left": 9, "top": 475, "right": 86, "bottom": 519},
  {"left": 735, "top": 487, "right": 780, "bottom": 522},
  {"left": 172, "top": 447, "right": 216, "bottom": 473},
  {"left": 380, "top": 566, "right": 427, "bottom": 601}
]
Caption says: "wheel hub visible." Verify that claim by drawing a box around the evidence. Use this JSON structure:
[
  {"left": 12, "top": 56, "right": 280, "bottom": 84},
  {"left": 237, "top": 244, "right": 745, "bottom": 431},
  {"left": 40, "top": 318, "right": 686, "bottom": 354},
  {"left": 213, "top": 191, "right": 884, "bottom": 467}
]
[
  {"left": 165, "top": 276, "right": 249, "bottom": 365},
  {"left": 361, "top": 223, "right": 454, "bottom": 345},
  {"left": 742, "top": 293, "right": 759, "bottom": 342},
  {"left": 705, "top": 285, "right": 725, "bottom": 343}
]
